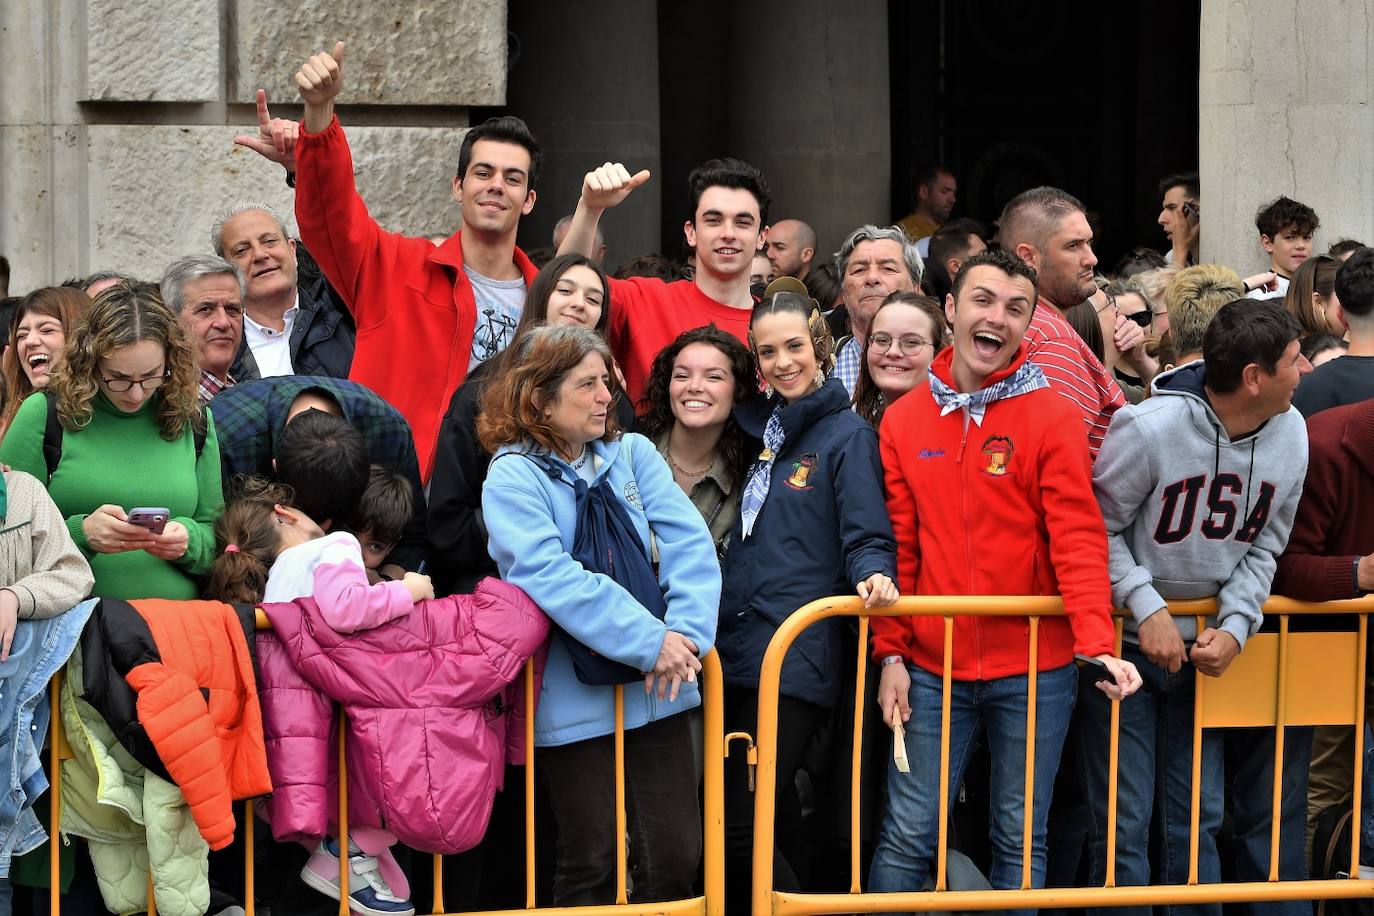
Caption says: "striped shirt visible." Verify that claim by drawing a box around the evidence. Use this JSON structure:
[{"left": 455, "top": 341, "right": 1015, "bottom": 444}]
[{"left": 1024, "top": 299, "right": 1125, "bottom": 460}]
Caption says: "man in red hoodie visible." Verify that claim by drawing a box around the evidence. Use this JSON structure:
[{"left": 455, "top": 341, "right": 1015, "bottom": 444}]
[
  {"left": 868, "top": 248, "right": 1140, "bottom": 899},
  {"left": 239, "top": 43, "right": 541, "bottom": 481}
]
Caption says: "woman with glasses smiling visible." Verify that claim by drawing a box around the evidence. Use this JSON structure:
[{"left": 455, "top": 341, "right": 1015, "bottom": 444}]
[
  {"left": 0, "top": 283, "right": 223, "bottom": 599},
  {"left": 852, "top": 291, "right": 948, "bottom": 428}
]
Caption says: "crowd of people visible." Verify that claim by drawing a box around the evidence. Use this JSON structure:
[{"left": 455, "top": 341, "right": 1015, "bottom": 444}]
[{"left": 2, "top": 37, "right": 1373, "bottom": 916}]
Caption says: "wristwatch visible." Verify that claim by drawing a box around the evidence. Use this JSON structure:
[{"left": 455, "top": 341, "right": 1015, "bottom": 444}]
[{"left": 881, "top": 655, "right": 904, "bottom": 667}]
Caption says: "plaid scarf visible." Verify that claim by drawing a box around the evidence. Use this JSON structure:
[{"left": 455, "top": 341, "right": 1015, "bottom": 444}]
[
  {"left": 927, "top": 359, "right": 1048, "bottom": 426},
  {"left": 739, "top": 402, "right": 785, "bottom": 539}
]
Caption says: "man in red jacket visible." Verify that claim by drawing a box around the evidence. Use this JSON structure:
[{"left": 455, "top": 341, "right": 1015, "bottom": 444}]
[
  {"left": 868, "top": 248, "right": 1140, "bottom": 899},
  {"left": 1274, "top": 396, "right": 1374, "bottom": 877},
  {"left": 239, "top": 43, "right": 541, "bottom": 481}
]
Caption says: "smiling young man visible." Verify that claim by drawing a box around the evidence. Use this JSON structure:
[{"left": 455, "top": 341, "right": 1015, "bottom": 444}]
[
  {"left": 556, "top": 158, "right": 771, "bottom": 407},
  {"left": 210, "top": 201, "right": 355, "bottom": 382},
  {"left": 1083, "top": 298, "right": 1311, "bottom": 911},
  {"left": 870, "top": 248, "right": 1139, "bottom": 899},
  {"left": 265, "top": 42, "right": 541, "bottom": 481}
]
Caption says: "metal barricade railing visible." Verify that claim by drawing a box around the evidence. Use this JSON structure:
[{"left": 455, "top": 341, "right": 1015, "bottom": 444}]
[
  {"left": 42, "top": 611, "right": 725, "bottom": 916},
  {"left": 751, "top": 594, "right": 1374, "bottom": 915}
]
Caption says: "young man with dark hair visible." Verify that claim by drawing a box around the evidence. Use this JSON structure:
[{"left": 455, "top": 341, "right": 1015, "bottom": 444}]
[
  {"left": 1158, "top": 171, "right": 1201, "bottom": 267},
  {"left": 274, "top": 408, "right": 371, "bottom": 533},
  {"left": 1249, "top": 196, "right": 1320, "bottom": 301},
  {"left": 1083, "top": 298, "right": 1312, "bottom": 911},
  {"left": 921, "top": 217, "right": 987, "bottom": 303},
  {"left": 239, "top": 42, "right": 542, "bottom": 481},
  {"left": 871, "top": 248, "right": 1139, "bottom": 898},
  {"left": 897, "top": 164, "right": 957, "bottom": 242},
  {"left": 556, "top": 157, "right": 771, "bottom": 404},
  {"left": 999, "top": 186, "right": 1135, "bottom": 459},
  {"left": 1293, "top": 245, "right": 1374, "bottom": 416}
]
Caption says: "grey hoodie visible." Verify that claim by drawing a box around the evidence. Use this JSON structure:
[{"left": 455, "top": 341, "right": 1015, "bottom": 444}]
[{"left": 1093, "top": 361, "right": 1308, "bottom": 647}]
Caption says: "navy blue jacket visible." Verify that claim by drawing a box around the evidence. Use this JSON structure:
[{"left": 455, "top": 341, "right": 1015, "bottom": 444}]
[
  {"left": 718, "top": 378, "right": 896, "bottom": 707},
  {"left": 230, "top": 275, "right": 356, "bottom": 383}
]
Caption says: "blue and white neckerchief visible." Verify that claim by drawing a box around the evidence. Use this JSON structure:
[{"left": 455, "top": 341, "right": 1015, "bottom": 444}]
[
  {"left": 927, "top": 360, "right": 1048, "bottom": 426},
  {"left": 739, "top": 402, "right": 785, "bottom": 539}
]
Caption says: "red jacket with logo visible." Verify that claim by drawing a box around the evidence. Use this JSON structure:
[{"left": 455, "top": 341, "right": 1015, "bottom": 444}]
[
  {"left": 295, "top": 115, "right": 540, "bottom": 481},
  {"left": 871, "top": 346, "right": 1116, "bottom": 680}
]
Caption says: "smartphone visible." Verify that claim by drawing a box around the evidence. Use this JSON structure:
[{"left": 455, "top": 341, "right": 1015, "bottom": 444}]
[
  {"left": 127, "top": 507, "right": 170, "bottom": 535},
  {"left": 1182, "top": 200, "right": 1200, "bottom": 225},
  {"left": 1075, "top": 653, "right": 1118, "bottom": 685}
]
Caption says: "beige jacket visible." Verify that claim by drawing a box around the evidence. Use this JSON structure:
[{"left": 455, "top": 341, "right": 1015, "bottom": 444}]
[{"left": 1, "top": 470, "right": 94, "bottom": 617}]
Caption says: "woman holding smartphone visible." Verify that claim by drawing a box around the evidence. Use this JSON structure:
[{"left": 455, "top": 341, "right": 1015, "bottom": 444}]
[{"left": 0, "top": 282, "right": 223, "bottom": 599}]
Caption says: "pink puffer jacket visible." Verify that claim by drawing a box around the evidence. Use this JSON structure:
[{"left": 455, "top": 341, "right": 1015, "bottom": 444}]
[{"left": 257, "top": 577, "right": 548, "bottom": 854}]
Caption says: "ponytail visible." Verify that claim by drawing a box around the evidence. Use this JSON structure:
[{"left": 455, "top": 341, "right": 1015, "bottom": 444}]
[{"left": 202, "top": 476, "right": 293, "bottom": 604}]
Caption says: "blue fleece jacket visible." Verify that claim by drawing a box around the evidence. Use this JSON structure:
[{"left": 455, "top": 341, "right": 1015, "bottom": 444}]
[{"left": 483, "top": 432, "right": 720, "bottom": 747}]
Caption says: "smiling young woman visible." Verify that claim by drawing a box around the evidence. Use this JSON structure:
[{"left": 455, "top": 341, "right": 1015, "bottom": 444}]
[
  {"left": 852, "top": 291, "right": 947, "bottom": 428},
  {"left": 0, "top": 287, "right": 89, "bottom": 440}
]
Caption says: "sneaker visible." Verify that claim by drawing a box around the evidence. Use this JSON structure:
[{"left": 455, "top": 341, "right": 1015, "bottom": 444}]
[{"left": 300, "top": 837, "right": 415, "bottom": 916}]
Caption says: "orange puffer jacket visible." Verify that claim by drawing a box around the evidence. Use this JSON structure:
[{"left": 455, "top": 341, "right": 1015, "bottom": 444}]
[{"left": 79, "top": 597, "right": 272, "bottom": 850}]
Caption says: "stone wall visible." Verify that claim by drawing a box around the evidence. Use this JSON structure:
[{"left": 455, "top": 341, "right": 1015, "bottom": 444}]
[
  {"left": 1199, "top": 0, "right": 1374, "bottom": 272},
  {"left": 0, "top": 0, "right": 501, "bottom": 294}
]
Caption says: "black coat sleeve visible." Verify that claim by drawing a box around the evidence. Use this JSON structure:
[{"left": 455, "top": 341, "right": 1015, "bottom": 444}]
[{"left": 426, "top": 373, "right": 497, "bottom": 595}]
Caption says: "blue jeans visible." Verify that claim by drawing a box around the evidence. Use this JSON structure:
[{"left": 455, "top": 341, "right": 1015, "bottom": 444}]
[
  {"left": 1077, "top": 645, "right": 1311, "bottom": 916},
  {"left": 869, "top": 662, "right": 1076, "bottom": 913}
]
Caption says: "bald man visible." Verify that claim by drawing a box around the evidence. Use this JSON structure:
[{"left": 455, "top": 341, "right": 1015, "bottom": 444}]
[{"left": 766, "top": 218, "right": 817, "bottom": 281}]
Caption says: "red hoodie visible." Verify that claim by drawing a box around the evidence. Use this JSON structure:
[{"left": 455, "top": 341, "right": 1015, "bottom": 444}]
[
  {"left": 872, "top": 345, "right": 1115, "bottom": 680},
  {"left": 295, "top": 115, "right": 540, "bottom": 481}
]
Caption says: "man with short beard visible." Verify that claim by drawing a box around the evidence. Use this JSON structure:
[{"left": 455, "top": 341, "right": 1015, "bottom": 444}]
[
  {"left": 765, "top": 219, "right": 817, "bottom": 281},
  {"left": 1000, "top": 187, "right": 1133, "bottom": 459}
]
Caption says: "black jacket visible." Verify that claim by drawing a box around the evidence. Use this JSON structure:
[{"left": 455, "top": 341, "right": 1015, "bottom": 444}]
[
  {"left": 230, "top": 275, "right": 356, "bottom": 382},
  {"left": 427, "top": 359, "right": 637, "bottom": 597},
  {"left": 717, "top": 378, "right": 897, "bottom": 707}
]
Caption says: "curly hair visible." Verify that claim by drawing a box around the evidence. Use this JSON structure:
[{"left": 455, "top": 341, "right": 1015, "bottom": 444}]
[
  {"left": 51, "top": 283, "right": 202, "bottom": 441},
  {"left": 202, "top": 477, "right": 294, "bottom": 604},
  {"left": 852, "top": 292, "right": 947, "bottom": 428},
  {"left": 477, "top": 325, "right": 622, "bottom": 456},
  {"left": 1, "top": 286, "right": 90, "bottom": 433},
  {"left": 637, "top": 325, "right": 755, "bottom": 490}
]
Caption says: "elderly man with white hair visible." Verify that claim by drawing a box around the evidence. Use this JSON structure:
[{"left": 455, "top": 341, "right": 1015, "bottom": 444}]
[{"left": 830, "top": 224, "right": 924, "bottom": 396}]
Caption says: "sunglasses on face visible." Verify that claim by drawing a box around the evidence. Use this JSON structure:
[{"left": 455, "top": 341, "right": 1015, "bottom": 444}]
[{"left": 1121, "top": 310, "right": 1153, "bottom": 329}]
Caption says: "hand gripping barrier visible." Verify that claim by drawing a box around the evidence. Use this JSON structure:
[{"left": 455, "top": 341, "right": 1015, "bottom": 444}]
[
  {"left": 40, "top": 610, "right": 726, "bottom": 916},
  {"left": 750, "top": 594, "right": 1374, "bottom": 915}
]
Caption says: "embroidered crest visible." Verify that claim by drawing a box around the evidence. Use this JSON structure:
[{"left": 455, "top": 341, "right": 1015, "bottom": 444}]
[
  {"left": 981, "top": 435, "right": 1014, "bottom": 477},
  {"left": 786, "top": 453, "right": 819, "bottom": 490},
  {"left": 624, "top": 480, "right": 643, "bottom": 509}
]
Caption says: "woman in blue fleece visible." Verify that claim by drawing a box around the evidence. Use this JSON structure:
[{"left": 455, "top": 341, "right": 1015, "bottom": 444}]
[
  {"left": 717, "top": 279, "right": 899, "bottom": 912},
  {"left": 478, "top": 325, "right": 719, "bottom": 907}
]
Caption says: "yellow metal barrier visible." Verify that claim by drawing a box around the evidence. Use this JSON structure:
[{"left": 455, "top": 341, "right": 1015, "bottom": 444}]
[
  {"left": 41, "top": 612, "right": 725, "bottom": 916},
  {"left": 751, "top": 595, "right": 1374, "bottom": 915}
]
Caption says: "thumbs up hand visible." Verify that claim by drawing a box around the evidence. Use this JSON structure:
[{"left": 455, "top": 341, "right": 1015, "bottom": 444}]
[{"left": 295, "top": 41, "right": 346, "bottom": 133}]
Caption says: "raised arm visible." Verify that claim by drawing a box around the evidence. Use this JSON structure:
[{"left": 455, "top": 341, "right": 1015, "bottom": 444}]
[{"left": 556, "top": 162, "right": 651, "bottom": 259}]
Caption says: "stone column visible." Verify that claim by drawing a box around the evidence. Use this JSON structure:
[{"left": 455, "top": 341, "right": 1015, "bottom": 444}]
[
  {"left": 728, "top": 0, "right": 892, "bottom": 262},
  {"left": 0, "top": 0, "right": 509, "bottom": 293},
  {"left": 1199, "top": 0, "right": 1374, "bottom": 272}
]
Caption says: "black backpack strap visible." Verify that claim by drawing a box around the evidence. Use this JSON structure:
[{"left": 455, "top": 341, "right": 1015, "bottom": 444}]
[
  {"left": 42, "top": 392, "right": 63, "bottom": 482},
  {"left": 193, "top": 405, "right": 207, "bottom": 459}
]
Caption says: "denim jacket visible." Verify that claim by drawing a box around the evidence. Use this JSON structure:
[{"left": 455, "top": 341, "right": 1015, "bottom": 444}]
[{"left": 0, "top": 598, "right": 95, "bottom": 876}]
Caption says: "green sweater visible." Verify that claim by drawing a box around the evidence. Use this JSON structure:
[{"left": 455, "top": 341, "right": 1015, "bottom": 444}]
[{"left": 0, "top": 392, "right": 224, "bottom": 599}]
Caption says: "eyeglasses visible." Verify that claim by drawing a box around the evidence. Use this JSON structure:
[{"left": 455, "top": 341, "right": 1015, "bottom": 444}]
[
  {"left": 100, "top": 371, "right": 168, "bottom": 392},
  {"left": 1121, "top": 310, "right": 1154, "bottom": 329},
  {"left": 868, "top": 333, "right": 932, "bottom": 355}
]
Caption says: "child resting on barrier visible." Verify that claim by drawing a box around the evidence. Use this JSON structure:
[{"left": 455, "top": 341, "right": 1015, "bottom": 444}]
[{"left": 204, "top": 476, "right": 433, "bottom": 916}]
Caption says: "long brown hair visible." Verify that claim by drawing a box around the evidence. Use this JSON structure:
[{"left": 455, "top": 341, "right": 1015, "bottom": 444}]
[
  {"left": 853, "top": 292, "right": 946, "bottom": 428},
  {"left": 1, "top": 287, "right": 89, "bottom": 432},
  {"left": 1284, "top": 254, "right": 1339, "bottom": 338},
  {"left": 477, "top": 325, "right": 622, "bottom": 456},
  {"left": 202, "top": 477, "right": 294, "bottom": 604},
  {"left": 52, "top": 282, "right": 202, "bottom": 441}
]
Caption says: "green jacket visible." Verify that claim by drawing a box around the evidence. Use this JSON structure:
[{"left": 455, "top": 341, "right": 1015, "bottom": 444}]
[{"left": 59, "top": 651, "right": 209, "bottom": 916}]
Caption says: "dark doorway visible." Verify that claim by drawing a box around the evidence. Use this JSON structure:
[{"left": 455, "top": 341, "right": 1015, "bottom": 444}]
[{"left": 889, "top": 0, "right": 1201, "bottom": 268}]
